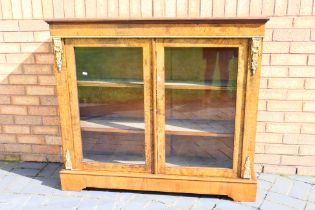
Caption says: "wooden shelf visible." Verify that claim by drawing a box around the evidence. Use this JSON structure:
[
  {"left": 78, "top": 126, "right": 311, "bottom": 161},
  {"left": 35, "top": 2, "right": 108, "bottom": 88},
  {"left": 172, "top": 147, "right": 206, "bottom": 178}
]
[
  {"left": 77, "top": 80, "right": 236, "bottom": 91},
  {"left": 80, "top": 117, "right": 234, "bottom": 137}
]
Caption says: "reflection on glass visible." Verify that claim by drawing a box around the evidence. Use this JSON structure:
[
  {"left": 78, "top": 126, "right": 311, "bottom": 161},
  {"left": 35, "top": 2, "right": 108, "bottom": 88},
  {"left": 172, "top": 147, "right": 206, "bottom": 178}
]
[
  {"left": 165, "top": 47, "right": 238, "bottom": 168},
  {"left": 75, "top": 47, "right": 145, "bottom": 165}
]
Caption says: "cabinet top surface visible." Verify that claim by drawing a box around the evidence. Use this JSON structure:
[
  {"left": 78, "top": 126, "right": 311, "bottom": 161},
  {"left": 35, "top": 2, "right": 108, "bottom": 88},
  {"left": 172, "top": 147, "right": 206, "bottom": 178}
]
[{"left": 45, "top": 17, "right": 269, "bottom": 25}]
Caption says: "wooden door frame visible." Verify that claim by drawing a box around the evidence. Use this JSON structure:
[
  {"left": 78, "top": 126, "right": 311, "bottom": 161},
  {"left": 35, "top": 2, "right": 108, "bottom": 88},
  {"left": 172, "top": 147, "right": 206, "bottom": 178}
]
[
  {"left": 62, "top": 38, "right": 153, "bottom": 173},
  {"left": 155, "top": 38, "right": 249, "bottom": 178}
]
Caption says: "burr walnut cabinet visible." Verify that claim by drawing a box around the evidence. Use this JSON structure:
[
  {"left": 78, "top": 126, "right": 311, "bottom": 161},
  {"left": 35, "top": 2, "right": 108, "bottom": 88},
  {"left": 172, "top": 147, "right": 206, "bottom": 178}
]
[{"left": 46, "top": 18, "right": 268, "bottom": 201}]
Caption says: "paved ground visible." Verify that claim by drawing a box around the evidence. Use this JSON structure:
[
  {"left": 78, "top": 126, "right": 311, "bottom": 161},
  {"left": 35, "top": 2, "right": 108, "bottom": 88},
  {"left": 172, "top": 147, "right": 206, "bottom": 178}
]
[{"left": 0, "top": 161, "right": 314, "bottom": 210}]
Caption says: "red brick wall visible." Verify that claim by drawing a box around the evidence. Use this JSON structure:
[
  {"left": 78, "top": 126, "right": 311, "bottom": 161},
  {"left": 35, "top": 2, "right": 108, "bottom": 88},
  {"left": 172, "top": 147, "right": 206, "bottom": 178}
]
[{"left": 0, "top": 0, "right": 315, "bottom": 175}]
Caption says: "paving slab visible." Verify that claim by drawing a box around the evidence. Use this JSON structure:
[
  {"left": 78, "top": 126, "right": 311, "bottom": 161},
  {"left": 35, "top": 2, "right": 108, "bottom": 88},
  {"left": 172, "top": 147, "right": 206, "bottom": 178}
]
[{"left": 0, "top": 161, "right": 313, "bottom": 210}]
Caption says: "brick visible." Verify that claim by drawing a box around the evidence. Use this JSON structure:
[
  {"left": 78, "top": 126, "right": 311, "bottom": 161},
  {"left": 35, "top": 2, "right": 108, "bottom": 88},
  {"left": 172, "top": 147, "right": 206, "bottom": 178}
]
[
  {"left": 0, "top": 85, "right": 24, "bottom": 95},
  {"left": 301, "top": 123, "right": 315, "bottom": 134},
  {"left": 6, "top": 54, "right": 35, "bottom": 64},
  {"left": 256, "top": 122, "right": 266, "bottom": 132},
  {"left": 0, "top": 64, "right": 23, "bottom": 75},
  {"left": 264, "top": 29, "right": 273, "bottom": 41},
  {"left": 15, "top": 116, "right": 42, "bottom": 125},
  {"left": 32, "top": 0, "right": 43, "bottom": 18},
  {"left": 267, "top": 101, "right": 302, "bottom": 111},
  {"left": 237, "top": 0, "right": 249, "bottom": 16},
  {"left": 266, "top": 17, "right": 293, "bottom": 28},
  {"left": 3, "top": 125, "right": 30, "bottom": 134},
  {"left": 265, "top": 144, "right": 299, "bottom": 155},
  {"left": 0, "top": 115, "right": 14, "bottom": 124},
  {"left": 273, "top": 29, "right": 310, "bottom": 41},
  {"left": 255, "top": 143, "right": 264, "bottom": 153},
  {"left": 0, "top": 44, "right": 20, "bottom": 53},
  {"left": 260, "top": 78, "right": 267, "bottom": 88},
  {"left": 21, "top": 43, "right": 51, "bottom": 53},
  {"left": 17, "top": 135, "right": 45, "bottom": 144},
  {"left": 23, "top": 64, "right": 52, "bottom": 75},
  {"left": 40, "top": 96, "right": 57, "bottom": 105},
  {"left": 4, "top": 32, "right": 34, "bottom": 42},
  {"left": 0, "top": 134, "right": 16, "bottom": 143},
  {"left": 305, "top": 79, "right": 315, "bottom": 89},
  {"left": 258, "top": 100, "right": 267, "bottom": 110},
  {"left": 1, "top": 0, "right": 12, "bottom": 18},
  {"left": 289, "top": 66, "right": 315, "bottom": 77},
  {"left": 249, "top": 0, "right": 262, "bottom": 16},
  {"left": 38, "top": 75, "right": 56, "bottom": 85},
  {"left": 0, "top": 96, "right": 10, "bottom": 104},
  {"left": 257, "top": 111, "right": 284, "bottom": 122},
  {"left": 312, "top": 29, "right": 315, "bottom": 41},
  {"left": 274, "top": 0, "right": 287, "bottom": 15},
  {"left": 47, "top": 154, "right": 62, "bottom": 162},
  {"left": 21, "top": 0, "right": 32, "bottom": 18},
  {"left": 300, "top": 0, "right": 313, "bottom": 15},
  {"left": 11, "top": 96, "right": 40, "bottom": 105},
  {"left": 225, "top": 0, "right": 237, "bottom": 17},
  {"left": 212, "top": 0, "right": 224, "bottom": 16},
  {"left": 291, "top": 42, "right": 315, "bottom": 53},
  {"left": 118, "top": 0, "right": 129, "bottom": 17},
  {"left": 264, "top": 165, "right": 296, "bottom": 175},
  {"left": 26, "top": 86, "right": 54, "bottom": 96},
  {"left": 75, "top": 0, "right": 86, "bottom": 17},
  {"left": 34, "top": 31, "right": 51, "bottom": 42},
  {"left": 64, "top": 0, "right": 75, "bottom": 17},
  {"left": 45, "top": 135, "right": 62, "bottom": 145},
  {"left": 308, "top": 55, "right": 315, "bottom": 65},
  {"left": 287, "top": 90, "right": 315, "bottom": 100},
  {"left": 282, "top": 155, "right": 315, "bottom": 166},
  {"left": 130, "top": 0, "right": 141, "bottom": 17},
  {"left": 32, "top": 126, "right": 58, "bottom": 135},
  {"left": 188, "top": 0, "right": 200, "bottom": 16},
  {"left": 262, "top": 54, "right": 270, "bottom": 65},
  {"left": 262, "top": 0, "right": 274, "bottom": 15},
  {"left": 285, "top": 112, "right": 315, "bottom": 123},
  {"left": 35, "top": 54, "right": 54, "bottom": 64},
  {"left": 268, "top": 78, "right": 304, "bottom": 89},
  {"left": 263, "top": 42, "right": 290, "bottom": 53},
  {"left": 32, "top": 145, "right": 61, "bottom": 155},
  {"left": 287, "top": 0, "right": 301, "bottom": 15},
  {"left": 255, "top": 154, "right": 281, "bottom": 164},
  {"left": 141, "top": 0, "right": 152, "bottom": 17},
  {"left": 261, "top": 66, "right": 288, "bottom": 78},
  {"left": 259, "top": 89, "right": 287, "bottom": 100},
  {"left": 271, "top": 54, "right": 307, "bottom": 65},
  {"left": 20, "top": 154, "right": 47, "bottom": 162},
  {"left": 298, "top": 167, "right": 315, "bottom": 176},
  {"left": 42, "top": 116, "right": 59, "bottom": 125},
  {"left": 283, "top": 133, "right": 315, "bottom": 145},
  {"left": 300, "top": 145, "right": 315, "bottom": 155},
  {"left": 11, "top": 0, "right": 22, "bottom": 19},
  {"left": 2, "top": 154, "right": 20, "bottom": 161},
  {"left": 294, "top": 17, "right": 315, "bottom": 28},
  {"left": 28, "top": 106, "right": 57, "bottom": 116},
  {"left": 42, "top": 0, "right": 54, "bottom": 18},
  {"left": 9, "top": 75, "right": 37, "bottom": 85},
  {"left": 266, "top": 122, "right": 300, "bottom": 133},
  {"left": 0, "top": 105, "right": 27, "bottom": 115},
  {"left": 0, "top": 54, "right": 5, "bottom": 63},
  {"left": 0, "top": 20, "right": 19, "bottom": 31},
  {"left": 256, "top": 133, "right": 283, "bottom": 143},
  {"left": 19, "top": 20, "right": 49, "bottom": 31},
  {"left": 303, "top": 102, "right": 315, "bottom": 111},
  {"left": 5, "top": 144, "right": 32, "bottom": 153}
]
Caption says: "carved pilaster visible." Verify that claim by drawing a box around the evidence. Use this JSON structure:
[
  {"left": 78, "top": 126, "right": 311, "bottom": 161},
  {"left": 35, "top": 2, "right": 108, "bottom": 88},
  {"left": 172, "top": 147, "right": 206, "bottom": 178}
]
[
  {"left": 250, "top": 37, "right": 261, "bottom": 75},
  {"left": 52, "top": 37, "right": 63, "bottom": 72},
  {"left": 65, "top": 149, "right": 72, "bottom": 170},
  {"left": 243, "top": 156, "right": 251, "bottom": 179}
]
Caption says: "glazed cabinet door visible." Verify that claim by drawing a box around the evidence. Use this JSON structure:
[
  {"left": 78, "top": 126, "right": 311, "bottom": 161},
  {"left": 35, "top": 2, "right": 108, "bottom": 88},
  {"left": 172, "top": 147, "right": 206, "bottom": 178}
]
[
  {"left": 64, "top": 39, "right": 153, "bottom": 173},
  {"left": 155, "top": 39, "right": 249, "bottom": 177}
]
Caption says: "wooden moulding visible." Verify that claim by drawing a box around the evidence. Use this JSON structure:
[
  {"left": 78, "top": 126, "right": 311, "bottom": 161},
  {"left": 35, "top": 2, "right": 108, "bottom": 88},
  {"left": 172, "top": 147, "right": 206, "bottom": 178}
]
[
  {"left": 60, "top": 169, "right": 257, "bottom": 202},
  {"left": 46, "top": 17, "right": 268, "bottom": 38}
]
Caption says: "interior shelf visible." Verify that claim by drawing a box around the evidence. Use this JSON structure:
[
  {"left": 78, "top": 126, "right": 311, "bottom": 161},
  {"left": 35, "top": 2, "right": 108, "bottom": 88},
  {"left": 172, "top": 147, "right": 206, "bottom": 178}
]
[
  {"left": 80, "top": 117, "right": 234, "bottom": 137},
  {"left": 77, "top": 80, "right": 236, "bottom": 90}
]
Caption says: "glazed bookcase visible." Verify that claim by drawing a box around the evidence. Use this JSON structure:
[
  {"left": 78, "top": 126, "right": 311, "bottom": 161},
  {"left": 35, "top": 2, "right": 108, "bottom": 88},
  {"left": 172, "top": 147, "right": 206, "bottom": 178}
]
[{"left": 46, "top": 18, "right": 268, "bottom": 201}]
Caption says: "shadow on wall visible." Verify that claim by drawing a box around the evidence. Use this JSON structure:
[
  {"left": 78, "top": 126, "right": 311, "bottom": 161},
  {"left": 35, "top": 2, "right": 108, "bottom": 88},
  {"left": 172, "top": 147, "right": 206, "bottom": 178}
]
[{"left": 0, "top": 36, "right": 63, "bottom": 163}]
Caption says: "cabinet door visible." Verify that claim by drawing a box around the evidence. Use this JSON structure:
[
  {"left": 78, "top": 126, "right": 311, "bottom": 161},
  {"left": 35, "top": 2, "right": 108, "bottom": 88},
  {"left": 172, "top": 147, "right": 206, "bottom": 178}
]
[
  {"left": 65, "top": 39, "right": 152, "bottom": 173},
  {"left": 156, "top": 39, "right": 248, "bottom": 177}
]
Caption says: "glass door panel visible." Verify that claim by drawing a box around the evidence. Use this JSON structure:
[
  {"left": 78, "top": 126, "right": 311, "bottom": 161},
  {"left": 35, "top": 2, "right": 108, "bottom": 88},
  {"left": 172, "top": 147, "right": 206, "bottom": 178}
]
[
  {"left": 165, "top": 47, "right": 237, "bottom": 168},
  {"left": 73, "top": 44, "right": 151, "bottom": 170},
  {"left": 156, "top": 39, "right": 246, "bottom": 177}
]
